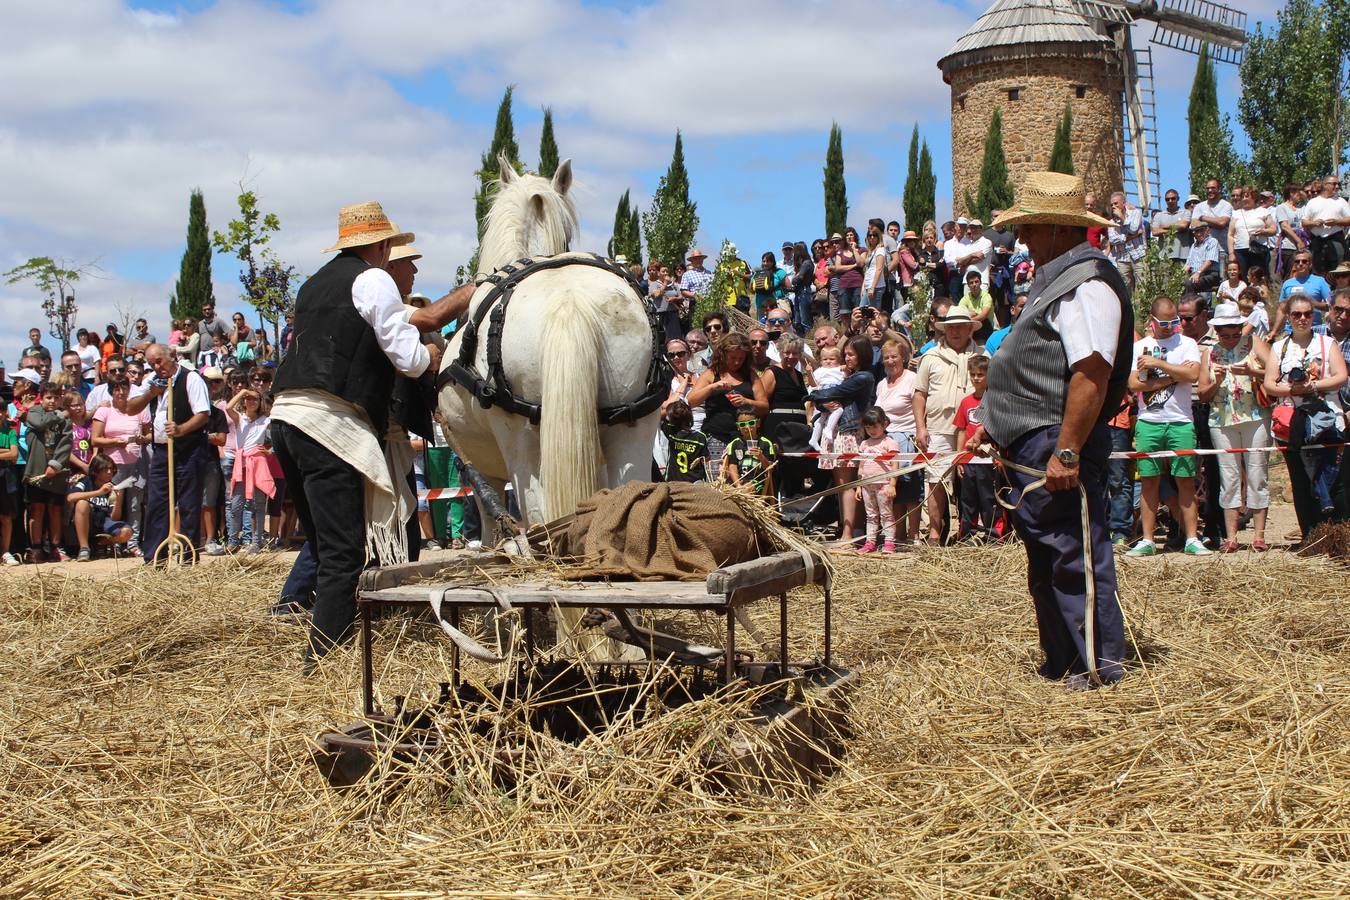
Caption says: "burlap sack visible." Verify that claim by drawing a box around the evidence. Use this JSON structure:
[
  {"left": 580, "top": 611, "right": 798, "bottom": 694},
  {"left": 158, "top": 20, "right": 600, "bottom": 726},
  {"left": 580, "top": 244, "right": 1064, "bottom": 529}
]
[{"left": 556, "top": 482, "right": 758, "bottom": 581}]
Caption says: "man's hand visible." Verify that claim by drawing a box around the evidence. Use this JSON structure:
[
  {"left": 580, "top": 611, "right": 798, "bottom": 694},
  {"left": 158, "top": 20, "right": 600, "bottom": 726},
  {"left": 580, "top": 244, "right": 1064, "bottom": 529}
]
[
  {"left": 1045, "top": 454, "right": 1080, "bottom": 492},
  {"left": 426, "top": 343, "right": 443, "bottom": 377},
  {"left": 915, "top": 425, "right": 929, "bottom": 453},
  {"left": 166, "top": 421, "right": 179, "bottom": 437}
]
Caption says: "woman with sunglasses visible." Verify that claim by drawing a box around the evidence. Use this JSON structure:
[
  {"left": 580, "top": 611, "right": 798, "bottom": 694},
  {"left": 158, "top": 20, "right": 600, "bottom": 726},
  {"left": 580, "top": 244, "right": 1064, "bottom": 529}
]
[
  {"left": 1264, "top": 296, "right": 1347, "bottom": 540},
  {"left": 761, "top": 334, "right": 811, "bottom": 496},
  {"left": 172, "top": 317, "right": 201, "bottom": 366},
  {"left": 805, "top": 335, "right": 877, "bottom": 544},
  {"left": 687, "top": 333, "right": 768, "bottom": 478},
  {"left": 91, "top": 378, "right": 150, "bottom": 557}
]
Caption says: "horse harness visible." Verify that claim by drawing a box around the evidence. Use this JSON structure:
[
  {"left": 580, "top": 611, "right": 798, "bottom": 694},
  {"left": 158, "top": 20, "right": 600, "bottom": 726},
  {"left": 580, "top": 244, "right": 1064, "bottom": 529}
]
[{"left": 438, "top": 253, "right": 670, "bottom": 426}]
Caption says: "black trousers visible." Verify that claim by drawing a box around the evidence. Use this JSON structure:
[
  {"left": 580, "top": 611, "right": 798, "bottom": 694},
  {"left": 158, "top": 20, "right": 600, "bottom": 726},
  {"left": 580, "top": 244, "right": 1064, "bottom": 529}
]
[
  {"left": 958, "top": 463, "right": 996, "bottom": 537},
  {"left": 1192, "top": 403, "right": 1226, "bottom": 545},
  {"left": 1310, "top": 231, "right": 1347, "bottom": 276},
  {"left": 273, "top": 421, "right": 367, "bottom": 660},
  {"left": 142, "top": 442, "right": 208, "bottom": 564}
]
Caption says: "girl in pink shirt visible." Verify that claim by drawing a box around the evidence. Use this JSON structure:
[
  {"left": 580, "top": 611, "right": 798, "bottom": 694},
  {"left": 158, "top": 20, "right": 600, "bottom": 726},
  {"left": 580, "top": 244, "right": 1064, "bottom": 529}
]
[{"left": 855, "top": 407, "right": 901, "bottom": 553}]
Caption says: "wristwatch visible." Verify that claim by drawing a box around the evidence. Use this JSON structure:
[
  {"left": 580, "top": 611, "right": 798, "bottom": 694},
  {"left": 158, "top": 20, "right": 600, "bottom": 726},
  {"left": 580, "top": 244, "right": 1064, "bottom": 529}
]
[{"left": 1054, "top": 447, "right": 1081, "bottom": 467}]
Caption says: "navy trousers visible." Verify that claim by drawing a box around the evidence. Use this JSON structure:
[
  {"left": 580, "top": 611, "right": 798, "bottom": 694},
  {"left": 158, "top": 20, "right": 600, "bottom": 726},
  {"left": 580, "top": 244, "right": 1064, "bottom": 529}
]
[
  {"left": 1003, "top": 423, "right": 1128, "bottom": 683},
  {"left": 280, "top": 541, "right": 318, "bottom": 604},
  {"left": 142, "top": 442, "right": 208, "bottom": 564}
]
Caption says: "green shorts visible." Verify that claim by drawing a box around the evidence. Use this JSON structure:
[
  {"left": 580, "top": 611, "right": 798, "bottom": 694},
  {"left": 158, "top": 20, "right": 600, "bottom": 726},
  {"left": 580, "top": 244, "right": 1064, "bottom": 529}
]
[{"left": 1134, "top": 420, "right": 1198, "bottom": 478}]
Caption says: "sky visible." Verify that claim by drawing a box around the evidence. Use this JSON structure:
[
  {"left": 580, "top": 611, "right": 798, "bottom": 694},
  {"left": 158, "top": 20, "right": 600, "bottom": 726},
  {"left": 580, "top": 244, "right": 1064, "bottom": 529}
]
[{"left": 0, "top": 0, "right": 1286, "bottom": 361}]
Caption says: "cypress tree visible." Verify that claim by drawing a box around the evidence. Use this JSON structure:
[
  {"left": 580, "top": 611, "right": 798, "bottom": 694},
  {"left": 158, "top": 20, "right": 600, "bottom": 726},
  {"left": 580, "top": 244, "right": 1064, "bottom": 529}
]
[
  {"left": 473, "top": 87, "right": 522, "bottom": 244},
  {"left": 966, "top": 109, "right": 1014, "bottom": 222},
  {"left": 170, "top": 188, "right": 214, "bottom": 321},
  {"left": 1187, "top": 44, "right": 1226, "bottom": 196},
  {"left": 538, "top": 107, "right": 559, "bottom": 178},
  {"left": 642, "top": 131, "right": 700, "bottom": 268},
  {"left": 1049, "top": 104, "right": 1075, "bottom": 174},
  {"left": 902, "top": 124, "right": 920, "bottom": 229},
  {"left": 608, "top": 190, "right": 631, "bottom": 258},
  {"left": 823, "top": 123, "right": 847, "bottom": 236},
  {"left": 627, "top": 208, "right": 641, "bottom": 263},
  {"left": 916, "top": 140, "right": 936, "bottom": 227}
]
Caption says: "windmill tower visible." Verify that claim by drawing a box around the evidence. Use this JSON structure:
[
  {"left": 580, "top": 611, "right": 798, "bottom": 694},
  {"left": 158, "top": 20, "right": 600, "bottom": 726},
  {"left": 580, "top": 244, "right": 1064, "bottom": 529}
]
[{"left": 938, "top": 0, "right": 1246, "bottom": 218}]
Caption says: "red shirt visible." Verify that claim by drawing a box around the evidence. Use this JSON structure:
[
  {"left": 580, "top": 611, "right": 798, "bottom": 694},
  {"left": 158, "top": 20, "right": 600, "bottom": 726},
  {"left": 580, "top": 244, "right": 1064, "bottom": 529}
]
[{"left": 953, "top": 391, "right": 985, "bottom": 448}]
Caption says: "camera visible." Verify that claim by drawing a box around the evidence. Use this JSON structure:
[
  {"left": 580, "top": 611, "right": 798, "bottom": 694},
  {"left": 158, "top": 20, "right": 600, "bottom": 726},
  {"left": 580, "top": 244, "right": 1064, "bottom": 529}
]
[
  {"left": 859, "top": 307, "right": 875, "bottom": 319},
  {"left": 150, "top": 375, "right": 169, "bottom": 388},
  {"left": 1288, "top": 367, "right": 1308, "bottom": 383}
]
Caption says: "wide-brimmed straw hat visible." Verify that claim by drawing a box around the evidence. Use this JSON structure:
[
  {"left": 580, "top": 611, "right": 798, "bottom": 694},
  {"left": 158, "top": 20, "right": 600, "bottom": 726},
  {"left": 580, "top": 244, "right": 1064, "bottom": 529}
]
[
  {"left": 940, "top": 308, "right": 976, "bottom": 325},
  {"left": 687, "top": 247, "right": 708, "bottom": 261},
  {"left": 323, "top": 202, "right": 414, "bottom": 253},
  {"left": 902, "top": 230, "right": 919, "bottom": 241},
  {"left": 1329, "top": 260, "right": 1350, "bottom": 277},
  {"left": 387, "top": 236, "right": 422, "bottom": 263},
  {"left": 991, "top": 172, "right": 1114, "bottom": 230}
]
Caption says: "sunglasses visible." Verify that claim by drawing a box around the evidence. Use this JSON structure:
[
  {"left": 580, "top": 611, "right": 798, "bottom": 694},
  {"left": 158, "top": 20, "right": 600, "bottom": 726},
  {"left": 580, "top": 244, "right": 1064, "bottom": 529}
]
[
  {"left": 1153, "top": 317, "right": 1181, "bottom": 328},
  {"left": 666, "top": 350, "right": 689, "bottom": 359},
  {"left": 1331, "top": 307, "right": 1350, "bottom": 315},
  {"left": 250, "top": 375, "right": 272, "bottom": 383},
  {"left": 736, "top": 421, "right": 758, "bottom": 429},
  {"left": 767, "top": 317, "right": 789, "bottom": 326},
  {"left": 1179, "top": 314, "right": 1197, "bottom": 323},
  {"left": 1289, "top": 310, "right": 1314, "bottom": 319},
  {"left": 107, "top": 367, "right": 126, "bottom": 374},
  {"left": 1295, "top": 258, "right": 1312, "bottom": 265},
  {"left": 706, "top": 324, "right": 725, "bottom": 332},
  {"left": 750, "top": 340, "right": 770, "bottom": 347}
]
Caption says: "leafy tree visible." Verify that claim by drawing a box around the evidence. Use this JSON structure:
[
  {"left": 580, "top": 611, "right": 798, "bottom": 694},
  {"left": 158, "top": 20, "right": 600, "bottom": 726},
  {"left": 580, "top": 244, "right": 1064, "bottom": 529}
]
[
  {"left": 965, "top": 109, "right": 1014, "bottom": 222},
  {"left": 823, "top": 123, "right": 847, "bottom": 236},
  {"left": 4, "top": 256, "right": 86, "bottom": 349},
  {"left": 211, "top": 188, "right": 298, "bottom": 349},
  {"left": 538, "top": 107, "right": 559, "bottom": 178},
  {"left": 1135, "top": 239, "right": 1189, "bottom": 327},
  {"left": 1239, "top": 0, "right": 1350, "bottom": 189},
  {"left": 642, "top": 131, "right": 699, "bottom": 269},
  {"left": 608, "top": 190, "right": 630, "bottom": 258},
  {"left": 627, "top": 208, "right": 641, "bottom": 263},
  {"left": 1049, "top": 104, "right": 1075, "bottom": 175},
  {"left": 472, "top": 87, "right": 523, "bottom": 248},
  {"left": 1186, "top": 44, "right": 1245, "bottom": 194},
  {"left": 902, "top": 124, "right": 921, "bottom": 229},
  {"left": 169, "top": 189, "right": 214, "bottom": 321},
  {"left": 915, "top": 140, "right": 936, "bottom": 227}
]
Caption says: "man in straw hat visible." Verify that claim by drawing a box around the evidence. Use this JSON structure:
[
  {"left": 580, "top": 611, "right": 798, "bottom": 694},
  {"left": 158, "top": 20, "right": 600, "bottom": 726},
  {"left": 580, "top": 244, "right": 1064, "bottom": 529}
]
[
  {"left": 271, "top": 202, "right": 472, "bottom": 670},
  {"left": 974, "top": 171, "right": 1132, "bottom": 689}
]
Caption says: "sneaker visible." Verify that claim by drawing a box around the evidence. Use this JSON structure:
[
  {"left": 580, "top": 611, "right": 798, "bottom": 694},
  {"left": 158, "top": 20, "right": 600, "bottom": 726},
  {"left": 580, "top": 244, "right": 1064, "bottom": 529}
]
[
  {"left": 1111, "top": 533, "right": 1130, "bottom": 548},
  {"left": 1125, "top": 539, "right": 1157, "bottom": 558},
  {"left": 127, "top": 545, "right": 143, "bottom": 558},
  {"left": 52, "top": 548, "right": 72, "bottom": 563},
  {"left": 1, "top": 552, "right": 18, "bottom": 567},
  {"left": 204, "top": 541, "right": 226, "bottom": 557},
  {"left": 881, "top": 540, "right": 897, "bottom": 553},
  {"left": 1183, "top": 537, "right": 1212, "bottom": 556},
  {"left": 245, "top": 544, "right": 261, "bottom": 555},
  {"left": 225, "top": 542, "right": 241, "bottom": 554},
  {"left": 858, "top": 540, "right": 878, "bottom": 554},
  {"left": 423, "top": 539, "right": 442, "bottom": 552},
  {"left": 77, "top": 548, "right": 92, "bottom": 562}
]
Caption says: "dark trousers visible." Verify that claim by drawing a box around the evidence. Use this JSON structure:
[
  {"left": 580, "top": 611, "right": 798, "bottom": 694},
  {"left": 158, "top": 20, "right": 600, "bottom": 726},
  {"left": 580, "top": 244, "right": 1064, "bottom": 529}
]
[
  {"left": 273, "top": 421, "right": 367, "bottom": 660},
  {"left": 280, "top": 541, "right": 318, "bottom": 603},
  {"left": 1192, "top": 403, "right": 1226, "bottom": 545},
  {"left": 1309, "top": 231, "right": 1347, "bottom": 276},
  {"left": 1106, "top": 425, "right": 1134, "bottom": 539},
  {"left": 142, "top": 442, "right": 207, "bottom": 564},
  {"left": 1003, "top": 424, "right": 1127, "bottom": 683},
  {"left": 1284, "top": 406, "right": 1344, "bottom": 536},
  {"left": 957, "top": 463, "right": 996, "bottom": 537}
]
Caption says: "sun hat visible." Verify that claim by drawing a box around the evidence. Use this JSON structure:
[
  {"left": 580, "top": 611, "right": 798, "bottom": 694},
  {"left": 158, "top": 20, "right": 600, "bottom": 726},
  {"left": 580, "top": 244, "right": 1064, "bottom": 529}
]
[
  {"left": 902, "top": 230, "right": 919, "bottom": 241},
  {"left": 968, "top": 218, "right": 984, "bottom": 228},
  {"left": 323, "top": 201, "right": 414, "bottom": 254},
  {"left": 406, "top": 292, "right": 429, "bottom": 307},
  {"left": 829, "top": 233, "right": 843, "bottom": 241},
  {"left": 1329, "top": 260, "right": 1350, "bottom": 276},
  {"left": 1184, "top": 194, "right": 1200, "bottom": 205},
  {"left": 939, "top": 308, "right": 976, "bottom": 325},
  {"left": 200, "top": 366, "right": 224, "bottom": 380},
  {"left": 956, "top": 217, "right": 969, "bottom": 226},
  {"left": 1209, "top": 302, "right": 1246, "bottom": 327},
  {"left": 13, "top": 368, "right": 41, "bottom": 386},
  {"left": 687, "top": 248, "right": 708, "bottom": 260},
  {"left": 1191, "top": 220, "right": 1211, "bottom": 232},
  {"left": 387, "top": 235, "right": 422, "bottom": 262},
  {"left": 991, "top": 173, "right": 1114, "bottom": 230}
]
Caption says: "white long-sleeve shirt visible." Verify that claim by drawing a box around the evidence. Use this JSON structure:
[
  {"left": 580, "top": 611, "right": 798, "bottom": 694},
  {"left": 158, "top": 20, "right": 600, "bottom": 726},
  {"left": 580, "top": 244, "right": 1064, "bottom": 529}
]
[{"left": 351, "top": 267, "right": 430, "bottom": 377}]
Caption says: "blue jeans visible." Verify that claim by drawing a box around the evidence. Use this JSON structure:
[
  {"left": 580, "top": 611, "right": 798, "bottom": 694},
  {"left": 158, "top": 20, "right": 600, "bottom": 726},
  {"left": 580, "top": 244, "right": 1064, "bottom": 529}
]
[
  {"left": 1106, "top": 426, "right": 1133, "bottom": 538},
  {"left": 792, "top": 287, "right": 813, "bottom": 336},
  {"left": 836, "top": 285, "right": 861, "bottom": 315}
]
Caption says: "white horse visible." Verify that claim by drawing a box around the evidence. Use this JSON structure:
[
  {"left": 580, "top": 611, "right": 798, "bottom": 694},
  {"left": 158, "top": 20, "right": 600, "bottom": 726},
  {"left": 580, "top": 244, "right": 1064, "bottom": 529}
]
[{"left": 437, "top": 158, "right": 662, "bottom": 653}]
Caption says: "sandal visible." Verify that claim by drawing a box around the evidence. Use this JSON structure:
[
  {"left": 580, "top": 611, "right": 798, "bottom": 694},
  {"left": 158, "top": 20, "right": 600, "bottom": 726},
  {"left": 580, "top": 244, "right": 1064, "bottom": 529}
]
[
  {"left": 1219, "top": 540, "right": 1241, "bottom": 554},
  {"left": 1252, "top": 539, "right": 1270, "bottom": 552}
]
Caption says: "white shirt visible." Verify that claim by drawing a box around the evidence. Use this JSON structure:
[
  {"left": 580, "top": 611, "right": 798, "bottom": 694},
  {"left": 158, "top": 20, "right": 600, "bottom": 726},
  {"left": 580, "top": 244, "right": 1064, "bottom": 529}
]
[
  {"left": 85, "top": 382, "right": 112, "bottom": 414},
  {"left": 76, "top": 344, "right": 101, "bottom": 379},
  {"left": 1047, "top": 281, "right": 1123, "bottom": 368},
  {"left": 964, "top": 235, "right": 994, "bottom": 286},
  {"left": 233, "top": 413, "right": 270, "bottom": 452},
  {"left": 942, "top": 235, "right": 972, "bottom": 269},
  {"left": 1133, "top": 333, "right": 1200, "bottom": 424},
  {"left": 1303, "top": 195, "right": 1350, "bottom": 238},
  {"left": 352, "top": 267, "right": 431, "bottom": 377},
  {"left": 1231, "top": 207, "right": 1272, "bottom": 252},
  {"left": 1192, "top": 198, "right": 1234, "bottom": 230},
  {"left": 132, "top": 364, "right": 211, "bottom": 442}
]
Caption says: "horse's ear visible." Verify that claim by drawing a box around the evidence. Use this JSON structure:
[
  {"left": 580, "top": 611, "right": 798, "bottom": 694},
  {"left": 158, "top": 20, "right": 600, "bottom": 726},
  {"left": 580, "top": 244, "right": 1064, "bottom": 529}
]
[
  {"left": 498, "top": 152, "right": 516, "bottom": 184},
  {"left": 551, "top": 159, "right": 573, "bottom": 196}
]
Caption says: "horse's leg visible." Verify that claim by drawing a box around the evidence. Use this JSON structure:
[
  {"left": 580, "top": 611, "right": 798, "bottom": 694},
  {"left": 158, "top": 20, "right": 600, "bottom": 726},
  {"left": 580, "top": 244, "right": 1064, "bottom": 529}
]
[{"left": 600, "top": 419, "right": 663, "bottom": 489}]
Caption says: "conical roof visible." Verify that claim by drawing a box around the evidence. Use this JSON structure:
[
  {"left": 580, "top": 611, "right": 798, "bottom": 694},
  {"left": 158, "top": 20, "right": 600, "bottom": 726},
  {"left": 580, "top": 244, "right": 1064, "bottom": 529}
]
[{"left": 938, "top": 0, "right": 1113, "bottom": 82}]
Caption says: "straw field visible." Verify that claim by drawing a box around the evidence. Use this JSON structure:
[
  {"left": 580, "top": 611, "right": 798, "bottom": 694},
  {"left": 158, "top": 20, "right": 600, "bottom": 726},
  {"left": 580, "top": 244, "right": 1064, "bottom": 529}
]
[{"left": 2, "top": 546, "right": 1349, "bottom": 897}]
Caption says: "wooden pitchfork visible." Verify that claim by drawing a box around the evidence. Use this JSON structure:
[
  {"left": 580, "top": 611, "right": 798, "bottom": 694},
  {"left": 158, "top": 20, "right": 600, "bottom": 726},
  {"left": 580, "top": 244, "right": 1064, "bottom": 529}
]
[{"left": 151, "top": 378, "right": 197, "bottom": 567}]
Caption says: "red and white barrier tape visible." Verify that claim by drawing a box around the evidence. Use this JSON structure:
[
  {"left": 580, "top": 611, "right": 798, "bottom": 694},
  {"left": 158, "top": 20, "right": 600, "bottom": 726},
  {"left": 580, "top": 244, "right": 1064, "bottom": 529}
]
[{"left": 772, "top": 442, "right": 1350, "bottom": 463}]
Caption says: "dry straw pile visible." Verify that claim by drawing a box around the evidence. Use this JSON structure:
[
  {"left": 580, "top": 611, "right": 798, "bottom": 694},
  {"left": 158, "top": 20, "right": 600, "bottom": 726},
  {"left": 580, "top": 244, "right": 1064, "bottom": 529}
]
[{"left": 2, "top": 546, "right": 1349, "bottom": 896}]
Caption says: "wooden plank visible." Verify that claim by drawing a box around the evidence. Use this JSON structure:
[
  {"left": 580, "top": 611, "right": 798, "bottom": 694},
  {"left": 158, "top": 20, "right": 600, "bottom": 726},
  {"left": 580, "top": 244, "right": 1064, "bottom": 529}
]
[
  {"left": 706, "top": 552, "right": 827, "bottom": 599},
  {"left": 358, "top": 552, "right": 512, "bottom": 592},
  {"left": 361, "top": 582, "right": 728, "bottom": 610}
]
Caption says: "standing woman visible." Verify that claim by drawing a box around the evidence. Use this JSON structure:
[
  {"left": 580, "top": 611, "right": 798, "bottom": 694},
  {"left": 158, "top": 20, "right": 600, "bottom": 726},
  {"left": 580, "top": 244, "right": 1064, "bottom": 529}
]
[
  {"left": 895, "top": 230, "right": 921, "bottom": 304},
  {"left": 1263, "top": 296, "right": 1347, "bottom": 539},
  {"left": 874, "top": 337, "right": 922, "bottom": 542},
  {"left": 790, "top": 241, "right": 815, "bottom": 337},
  {"left": 687, "top": 333, "right": 769, "bottom": 478},
  {"left": 813, "top": 239, "right": 832, "bottom": 322},
  {"left": 861, "top": 228, "right": 888, "bottom": 310},
  {"left": 830, "top": 233, "right": 865, "bottom": 320},
  {"left": 90, "top": 379, "right": 150, "bottom": 556},
  {"left": 761, "top": 334, "right": 812, "bottom": 497},
  {"left": 806, "top": 335, "right": 877, "bottom": 543},
  {"left": 1229, "top": 186, "right": 1275, "bottom": 278},
  {"left": 74, "top": 329, "right": 101, "bottom": 385},
  {"left": 173, "top": 317, "right": 201, "bottom": 366}
]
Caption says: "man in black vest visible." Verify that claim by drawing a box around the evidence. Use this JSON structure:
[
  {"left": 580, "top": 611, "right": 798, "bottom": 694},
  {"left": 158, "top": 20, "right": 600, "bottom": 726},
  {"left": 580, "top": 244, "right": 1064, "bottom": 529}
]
[
  {"left": 975, "top": 172, "right": 1132, "bottom": 689},
  {"left": 127, "top": 343, "right": 212, "bottom": 563},
  {"left": 271, "top": 202, "right": 471, "bottom": 670}
]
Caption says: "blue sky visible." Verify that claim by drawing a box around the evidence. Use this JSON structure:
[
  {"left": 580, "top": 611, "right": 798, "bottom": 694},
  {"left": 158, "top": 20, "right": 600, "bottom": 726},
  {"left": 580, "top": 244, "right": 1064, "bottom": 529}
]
[{"left": 0, "top": 0, "right": 1281, "bottom": 359}]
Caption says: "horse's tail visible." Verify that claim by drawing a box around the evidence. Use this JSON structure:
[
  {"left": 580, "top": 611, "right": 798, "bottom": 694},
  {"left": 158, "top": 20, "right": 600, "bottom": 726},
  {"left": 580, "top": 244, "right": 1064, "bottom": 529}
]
[{"left": 539, "top": 285, "right": 605, "bottom": 522}]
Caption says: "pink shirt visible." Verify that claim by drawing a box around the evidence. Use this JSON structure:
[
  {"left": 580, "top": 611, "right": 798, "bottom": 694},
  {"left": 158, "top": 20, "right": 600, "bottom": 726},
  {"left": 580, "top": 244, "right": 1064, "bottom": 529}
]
[
  {"left": 874, "top": 369, "right": 917, "bottom": 434},
  {"left": 92, "top": 405, "right": 149, "bottom": 465},
  {"left": 857, "top": 435, "right": 901, "bottom": 478}
]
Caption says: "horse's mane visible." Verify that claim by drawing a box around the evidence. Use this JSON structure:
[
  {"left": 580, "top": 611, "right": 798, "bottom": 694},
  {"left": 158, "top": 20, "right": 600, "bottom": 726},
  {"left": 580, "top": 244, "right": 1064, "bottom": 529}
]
[{"left": 476, "top": 166, "right": 577, "bottom": 276}]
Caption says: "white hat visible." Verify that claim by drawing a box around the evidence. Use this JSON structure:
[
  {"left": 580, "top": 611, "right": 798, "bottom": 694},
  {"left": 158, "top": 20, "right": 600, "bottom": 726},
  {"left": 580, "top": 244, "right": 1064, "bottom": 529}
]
[
  {"left": 13, "top": 368, "right": 41, "bottom": 386},
  {"left": 1210, "top": 302, "right": 1246, "bottom": 327},
  {"left": 956, "top": 217, "right": 969, "bottom": 226}
]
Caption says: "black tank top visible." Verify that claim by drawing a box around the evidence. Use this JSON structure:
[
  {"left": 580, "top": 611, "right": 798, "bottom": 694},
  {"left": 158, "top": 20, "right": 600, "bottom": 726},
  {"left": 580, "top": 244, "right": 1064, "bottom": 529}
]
[
  {"left": 704, "top": 377, "right": 756, "bottom": 441},
  {"left": 767, "top": 365, "right": 806, "bottom": 411}
]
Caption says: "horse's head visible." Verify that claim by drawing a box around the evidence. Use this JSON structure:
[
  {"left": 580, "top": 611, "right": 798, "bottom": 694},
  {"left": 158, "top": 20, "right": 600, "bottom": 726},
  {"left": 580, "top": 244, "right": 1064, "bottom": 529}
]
[{"left": 477, "top": 153, "right": 577, "bottom": 276}]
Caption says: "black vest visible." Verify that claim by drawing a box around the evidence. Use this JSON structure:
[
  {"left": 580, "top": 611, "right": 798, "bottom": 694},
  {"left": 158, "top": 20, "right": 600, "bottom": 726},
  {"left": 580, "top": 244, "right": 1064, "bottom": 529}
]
[
  {"left": 274, "top": 251, "right": 396, "bottom": 433},
  {"left": 150, "top": 368, "right": 207, "bottom": 457}
]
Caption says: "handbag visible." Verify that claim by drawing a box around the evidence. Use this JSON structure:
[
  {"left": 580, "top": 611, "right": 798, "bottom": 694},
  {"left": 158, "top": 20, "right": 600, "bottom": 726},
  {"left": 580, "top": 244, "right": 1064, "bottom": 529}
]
[{"left": 1272, "top": 401, "right": 1295, "bottom": 443}]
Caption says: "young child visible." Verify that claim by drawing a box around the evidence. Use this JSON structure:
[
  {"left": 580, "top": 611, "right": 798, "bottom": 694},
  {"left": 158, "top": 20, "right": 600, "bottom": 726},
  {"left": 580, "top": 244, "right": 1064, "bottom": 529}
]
[
  {"left": 854, "top": 406, "right": 900, "bottom": 553},
  {"left": 1217, "top": 260, "right": 1247, "bottom": 306},
  {"left": 67, "top": 454, "right": 132, "bottom": 561},
  {"left": 24, "top": 383, "right": 73, "bottom": 563},
  {"left": 722, "top": 414, "right": 777, "bottom": 497},
  {"left": 197, "top": 332, "right": 230, "bottom": 372},
  {"left": 1238, "top": 286, "right": 1270, "bottom": 339},
  {"left": 954, "top": 355, "right": 996, "bottom": 541},
  {"left": 225, "top": 384, "right": 273, "bottom": 553},
  {"left": 662, "top": 400, "right": 709, "bottom": 483},
  {"left": 0, "top": 413, "right": 18, "bottom": 566},
  {"left": 66, "top": 394, "right": 93, "bottom": 479},
  {"left": 808, "top": 345, "right": 846, "bottom": 453}
]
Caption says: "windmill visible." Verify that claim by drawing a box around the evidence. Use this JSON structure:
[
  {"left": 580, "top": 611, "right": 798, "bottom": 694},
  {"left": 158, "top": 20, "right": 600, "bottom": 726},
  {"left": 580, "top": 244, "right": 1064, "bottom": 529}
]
[
  {"left": 1071, "top": 0, "right": 1247, "bottom": 212},
  {"left": 937, "top": 0, "right": 1247, "bottom": 219}
]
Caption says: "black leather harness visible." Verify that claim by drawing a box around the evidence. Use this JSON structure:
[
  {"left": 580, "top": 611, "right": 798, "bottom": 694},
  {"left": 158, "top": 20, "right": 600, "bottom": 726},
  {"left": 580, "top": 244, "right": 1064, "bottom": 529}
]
[{"left": 438, "top": 253, "right": 670, "bottom": 426}]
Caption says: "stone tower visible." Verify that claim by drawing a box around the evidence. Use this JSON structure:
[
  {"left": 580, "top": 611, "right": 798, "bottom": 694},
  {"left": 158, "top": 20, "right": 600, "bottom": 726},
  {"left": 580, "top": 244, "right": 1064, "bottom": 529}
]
[{"left": 938, "top": 0, "right": 1124, "bottom": 219}]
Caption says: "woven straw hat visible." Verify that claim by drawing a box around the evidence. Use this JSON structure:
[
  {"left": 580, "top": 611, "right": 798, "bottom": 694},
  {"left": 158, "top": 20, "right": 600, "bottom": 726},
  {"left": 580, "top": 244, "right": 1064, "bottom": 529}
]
[
  {"left": 323, "top": 202, "right": 414, "bottom": 253},
  {"left": 387, "top": 237, "right": 422, "bottom": 262},
  {"left": 991, "top": 172, "right": 1113, "bottom": 230}
]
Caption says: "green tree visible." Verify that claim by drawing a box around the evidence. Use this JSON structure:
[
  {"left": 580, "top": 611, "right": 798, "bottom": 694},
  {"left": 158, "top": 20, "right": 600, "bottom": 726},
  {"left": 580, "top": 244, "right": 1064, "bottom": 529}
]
[
  {"left": 1049, "top": 104, "right": 1075, "bottom": 175},
  {"left": 965, "top": 109, "right": 1014, "bottom": 222},
  {"left": 1134, "top": 239, "right": 1189, "bottom": 327},
  {"left": 1239, "top": 0, "right": 1350, "bottom": 190},
  {"left": 169, "top": 189, "right": 214, "bottom": 321},
  {"left": 915, "top": 140, "right": 936, "bottom": 227},
  {"left": 473, "top": 87, "right": 523, "bottom": 246},
  {"left": 1186, "top": 44, "right": 1245, "bottom": 194},
  {"left": 902, "top": 124, "right": 921, "bottom": 229},
  {"left": 4, "top": 256, "right": 86, "bottom": 349},
  {"left": 823, "top": 123, "right": 847, "bottom": 235},
  {"left": 642, "top": 131, "right": 699, "bottom": 269},
  {"left": 608, "top": 190, "right": 631, "bottom": 258},
  {"left": 211, "top": 189, "right": 298, "bottom": 349},
  {"left": 538, "top": 106, "right": 559, "bottom": 178},
  {"left": 626, "top": 207, "right": 641, "bottom": 263}
]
